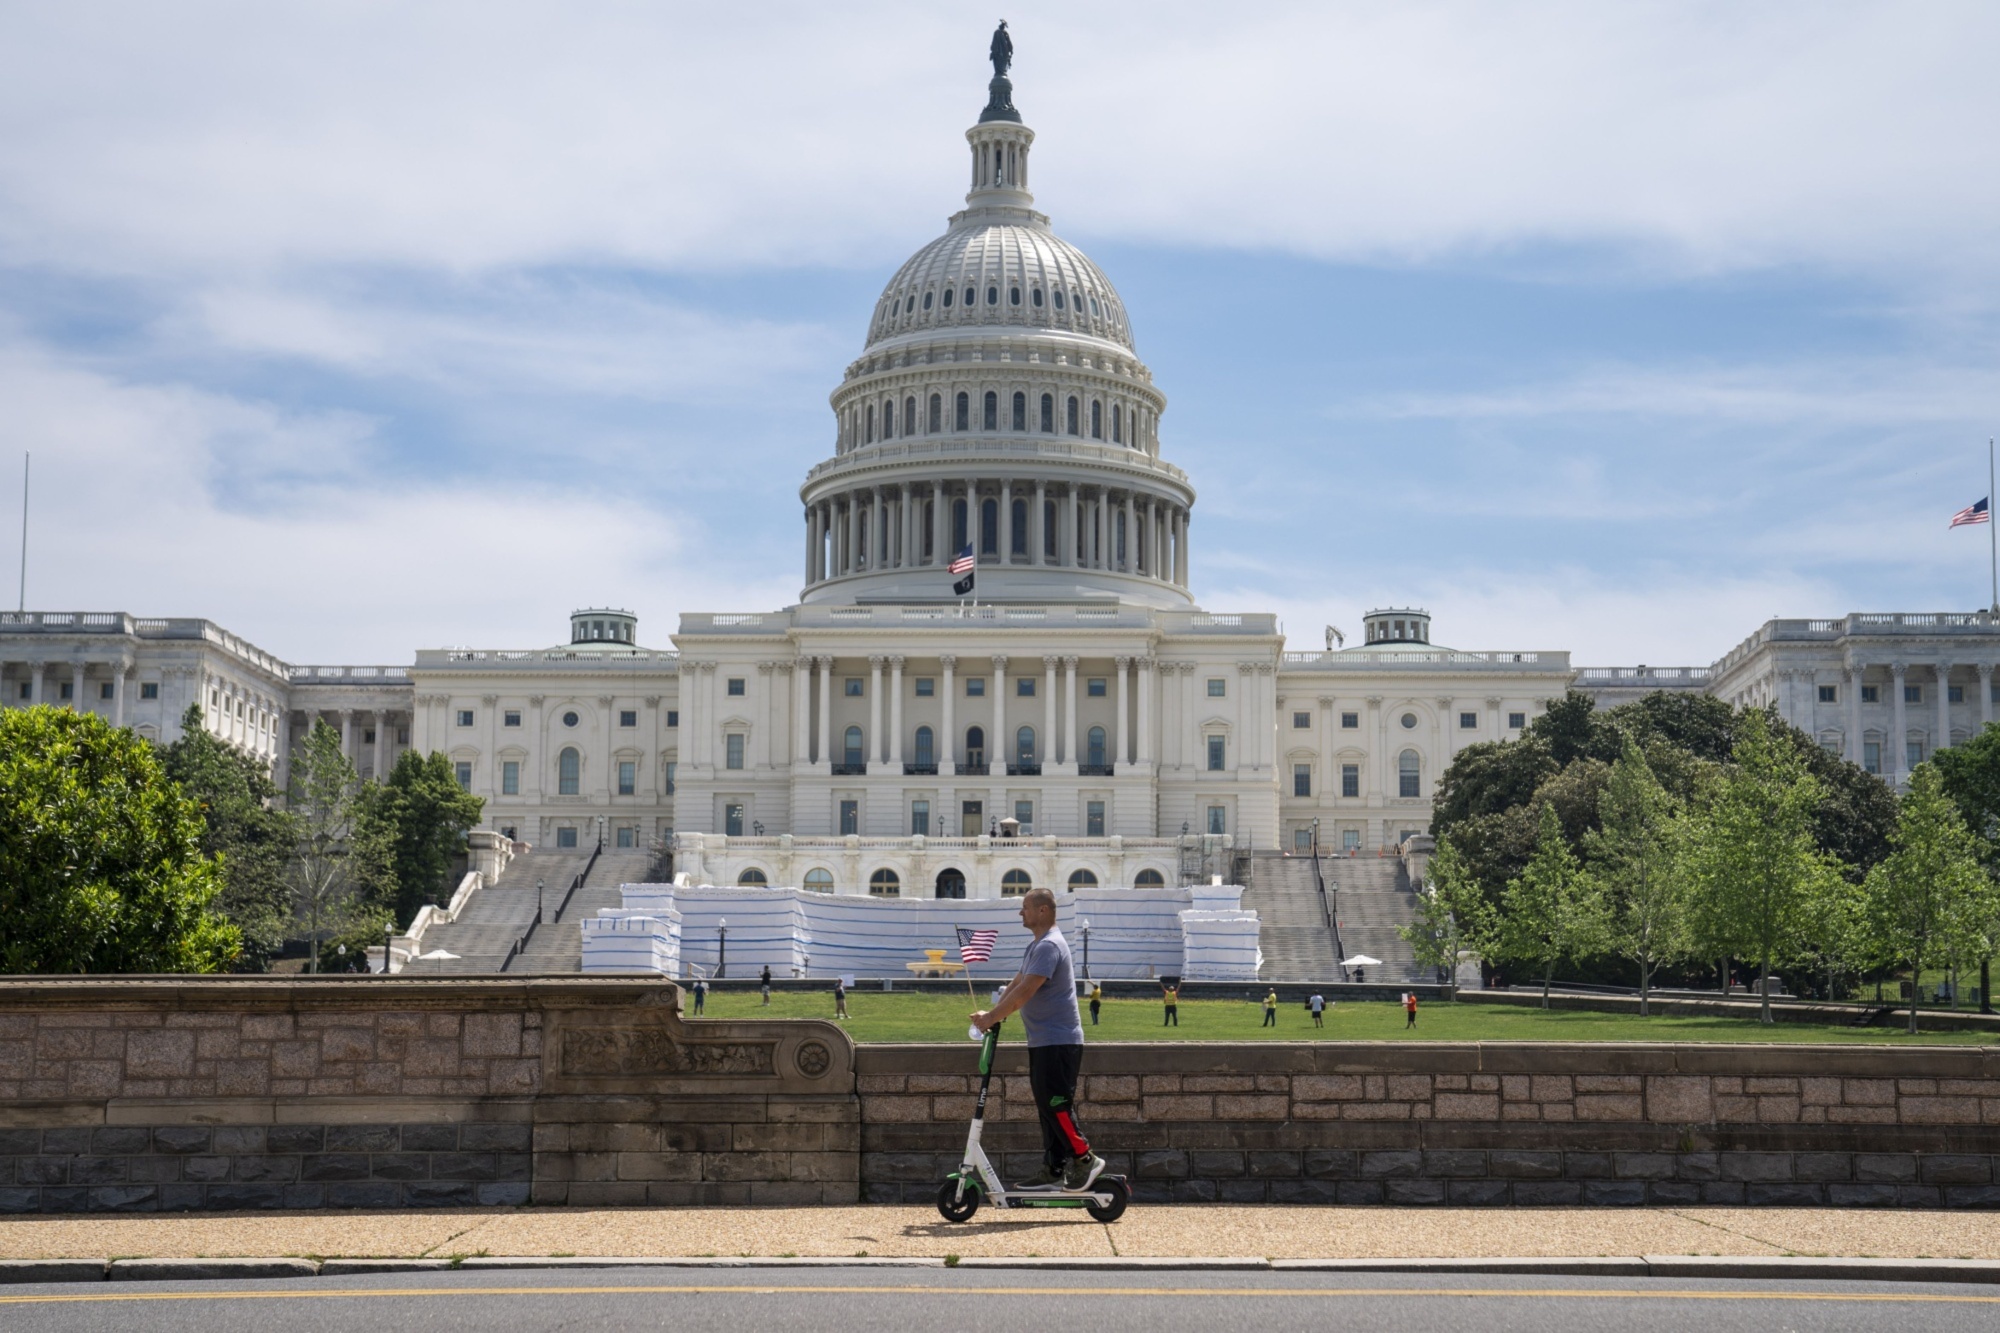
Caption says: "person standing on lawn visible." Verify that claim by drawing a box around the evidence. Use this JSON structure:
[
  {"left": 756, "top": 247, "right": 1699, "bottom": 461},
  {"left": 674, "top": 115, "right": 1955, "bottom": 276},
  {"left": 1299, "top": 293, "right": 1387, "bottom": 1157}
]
[
  {"left": 1262, "top": 988, "right": 1279, "bottom": 1027},
  {"left": 1161, "top": 980, "right": 1179, "bottom": 1027},
  {"left": 1404, "top": 992, "right": 1418, "bottom": 1028},
  {"left": 1088, "top": 980, "right": 1103, "bottom": 1026},
  {"left": 760, "top": 964, "right": 773, "bottom": 1006},
  {"left": 971, "top": 888, "right": 1105, "bottom": 1191},
  {"left": 834, "top": 977, "right": 848, "bottom": 1019},
  {"left": 1309, "top": 992, "right": 1325, "bottom": 1028},
  {"left": 690, "top": 977, "right": 707, "bottom": 1015}
]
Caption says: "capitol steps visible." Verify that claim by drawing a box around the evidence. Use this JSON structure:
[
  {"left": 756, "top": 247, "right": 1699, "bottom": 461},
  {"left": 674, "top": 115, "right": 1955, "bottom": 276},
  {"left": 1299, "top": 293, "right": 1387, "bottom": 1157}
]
[
  {"left": 408, "top": 849, "right": 593, "bottom": 973},
  {"left": 1322, "top": 853, "right": 1424, "bottom": 983},
  {"left": 511, "top": 851, "right": 661, "bottom": 973},
  {"left": 1238, "top": 852, "right": 1341, "bottom": 981}
]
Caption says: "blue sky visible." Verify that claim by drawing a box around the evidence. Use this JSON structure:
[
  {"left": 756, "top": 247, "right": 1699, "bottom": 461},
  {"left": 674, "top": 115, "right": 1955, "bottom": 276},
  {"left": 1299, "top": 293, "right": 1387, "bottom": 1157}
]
[{"left": 2, "top": 2, "right": 1997, "bottom": 665}]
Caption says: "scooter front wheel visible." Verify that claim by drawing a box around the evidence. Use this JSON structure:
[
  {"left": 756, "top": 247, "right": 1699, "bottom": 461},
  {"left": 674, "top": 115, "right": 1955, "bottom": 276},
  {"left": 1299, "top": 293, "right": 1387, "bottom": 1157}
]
[
  {"left": 1084, "top": 1176, "right": 1129, "bottom": 1223},
  {"left": 936, "top": 1176, "right": 981, "bottom": 1223}
]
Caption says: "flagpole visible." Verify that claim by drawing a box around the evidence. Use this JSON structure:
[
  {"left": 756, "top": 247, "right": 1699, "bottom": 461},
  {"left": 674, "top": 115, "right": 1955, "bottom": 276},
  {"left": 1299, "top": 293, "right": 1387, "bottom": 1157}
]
[{"left": 1989, "top": 438, "right": 1996, "bottom": 615}]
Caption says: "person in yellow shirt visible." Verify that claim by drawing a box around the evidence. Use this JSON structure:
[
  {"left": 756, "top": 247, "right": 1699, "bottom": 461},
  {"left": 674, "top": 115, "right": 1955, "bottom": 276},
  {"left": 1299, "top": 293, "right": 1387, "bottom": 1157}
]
[
  {"left": 1160, "top": 981, "right": 1179, "bottom": 1027},
  {"left": 1088, "top": 981, "right": 1103, "bottom": 1026},
  {"left": 1262, "top": 988, "right": 1278, "bottom": 1027}
]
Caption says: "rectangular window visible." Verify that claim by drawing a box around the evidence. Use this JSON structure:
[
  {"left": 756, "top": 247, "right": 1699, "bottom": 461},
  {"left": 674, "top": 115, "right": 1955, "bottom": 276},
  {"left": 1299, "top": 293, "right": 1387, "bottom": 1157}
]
[
  {"left": 1016, "top": 678, "right": 1035, "bottom": 697},
  {"left": 618, "top": 760, "right": 636, "bottom": 795},
  {"left": 397, "top": 727, "right": 408, "bottom": 745},
  {"left": 1508, "top": 712, "right": 1526, "bottom": 729},
  {"left": 1342, "top": 828, "right": 1361, "bottom": 852},
  {"left": 966, "top": 677, "right": 985, "bottom": 697},
  {"left": 99, "top": 682, "right": 113, "bottom": 700},
  {"left": 1817, "top": 685, "right": 1837, "bottom": 704},
  {"left": 454, "top": 761, "right": 472, "bottom": 790},
  {"left": 1207, "top": 735, "right": 1226, "bottom": 771},
  {"left": 619, "top": 709, "right": 637, "bottom": 727},
  {"left": 1341, "top": 712, "right": 1359, "bottom": 729},
  {"left": 1014, "top": 799, "right": 1034, "bottom": 831},
  {"left": 665, "top": 761, "right": 677, "bottom": 795},
  {"left": 1906, "top": 684, "right": 1923, "bottom": 704},
  {"left": 1400, "top": 766, "right": 1420, "bottom": 799},
  {"left": 725, "top": 734, "right": 745, "bottom": 770},
  {"left": 140, "top": 682, "right": 159, "bottom": 700},
  {"left": 1341, "top": 764, "right": 1360, "bottom": 798},
  {"left": 725, "top": 803, "right": 745, "bottom": 836},
  {"left": 911, "top": 799, "right": 930, "bottom": 836},
  {"left": 501, "top": 761, "right": 519, "bottom": 796},
  {"left": 59, "top": 683, "right": 71, "bottom": 700},
  {"left": 504, "top": 710, "right": 521, "bottom": 727},
  {"left": 1863, "top": 742, "right": 1880, "bottom": 774},
  {"left": 1207, "top": 806, "right": 1227, "bottom": 835},
  {"left": 727, "top": 678, "right": 745, "bottom": 697},
  {"left": 1293, "top": 764, "right": 1312, "bottom": 797},
  {"left": 962, "top": 800, "right": 982, "bottom": 835},
  {"left": 839, "top": 800, "right": 859, "bottom": 835},
  {"left": 1294, "top": 828, "right": 1313, "bottom": 852},
  {"left": 915, "top": 678, "right": 935, "bottom": 697},
  {"left": 1908, "top": 740, "right": 1926, "bottom": 769},
  {"left": 1459, "top": 712, "right": 1478, "bottom": 729},
  {"left": 1293, "top": 711, "right": 1311, "bottom": 729},
  {"left": 845, "top": 678, "right": 863, "bottom": 697},
  {"left": 667, "top": 710, "right": 679, "bottom": 727},
  {"left": 556, "top": 826, "right": 579, "bottom": 849},
  {"left": 1860, "top": 686, "right": 1878, "bottom": 704},
  {"left": 1086, "top": 800, "right": 1105, "bottom": 837},
  {"left": 1993, "top": 685, "right": 2000, "bottom": 705},
  {"left": 1207, "top": 678, "right": 1226, "bottom": 698},
  {"left": 616, "top": 826, "right": 636, "bottom": 849},
  {"left": 456, "top": 709, "right": 474, "bottom": 727},
  {"left": 1950, "top": 685, "right": 1965, "bottom": 704},
  {"left": 1087, "top": 678, "right": 1106, "bottom": 697}
]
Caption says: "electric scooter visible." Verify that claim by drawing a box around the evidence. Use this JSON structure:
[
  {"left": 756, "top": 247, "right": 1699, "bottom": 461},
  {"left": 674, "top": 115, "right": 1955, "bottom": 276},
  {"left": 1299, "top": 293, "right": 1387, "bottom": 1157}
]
[{"left": 935, "top": 1024, "right": 1130, "bottom": 1223}]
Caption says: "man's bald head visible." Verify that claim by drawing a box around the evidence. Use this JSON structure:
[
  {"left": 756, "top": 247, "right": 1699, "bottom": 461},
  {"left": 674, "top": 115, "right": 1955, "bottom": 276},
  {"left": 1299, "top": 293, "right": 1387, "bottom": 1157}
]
[{"left": 1020, "top": 886, "right": 1058, "bottom": 932}]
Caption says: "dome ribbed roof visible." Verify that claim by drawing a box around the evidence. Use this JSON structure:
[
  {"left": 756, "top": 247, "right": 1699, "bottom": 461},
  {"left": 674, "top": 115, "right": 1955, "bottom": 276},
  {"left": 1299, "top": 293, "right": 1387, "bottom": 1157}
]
[{"left": 865, "top": 219, "right": 1133, "bottom": 351}]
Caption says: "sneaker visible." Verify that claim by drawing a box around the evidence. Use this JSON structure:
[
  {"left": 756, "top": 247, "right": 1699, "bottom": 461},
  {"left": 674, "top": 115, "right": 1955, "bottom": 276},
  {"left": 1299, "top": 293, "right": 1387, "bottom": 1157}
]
[
  {"left": 1015, "top": 1165, "right": 1063, "bottom": 1190},
  {"left": 1062, "top": 1153, "right": 1106, "bottom": 1191}
]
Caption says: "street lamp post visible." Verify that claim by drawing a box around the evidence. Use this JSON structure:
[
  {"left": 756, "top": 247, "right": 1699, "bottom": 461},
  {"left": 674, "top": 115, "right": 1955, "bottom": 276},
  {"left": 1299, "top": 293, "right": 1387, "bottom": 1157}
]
[
  {"left": 1080, "top": 918, "right": 1091, "bottom": 980},
  {"left": 383, "top": 923, "right": 394, "bottom": 976},
  {"left": 717, "top": 918, "right": 728, "bottom": 980},
  {"left": 537, "top": 878, "right": 546, "bottom": 925}
]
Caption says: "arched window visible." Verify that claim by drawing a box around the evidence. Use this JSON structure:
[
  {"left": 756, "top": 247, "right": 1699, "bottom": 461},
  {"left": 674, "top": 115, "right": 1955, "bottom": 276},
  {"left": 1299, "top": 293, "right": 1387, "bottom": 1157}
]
[
  {"left": 1016, "top": 725, "right": 1036, "bottom": 764},
  {"left": 869, "top": 868, "right": 901, "bottom": 897},
  {"left": 1134, "top": 869, "right": 1166, "bottom": 887},
  {"left": 1066, "top": 396, "right": 1080, "bottom": 435},
  {"left": 952, "top": 497, "right": 968, "bottom": 550},
  {"left": 1399, "top": 749, "right": 1421, "bottom": 799},
  {"left": 738, "top": 868, "right": 769, "bottom": 885},
  {"left": 982, "top": 390, "right": 997, "bottom": 430},
  {"left": 1090, "top": 400, "right": 1103, "bottom": 439},
  {"left": 922, "top": 291, "right": 934, "bottom": 311},
  {"left": 844, "top": 726, "right": 864, "bottom": 767},
  {"left": 904, "top": 396, "right": 916, "bottom": 435},
  {"left": 1112, "top": 404, "right": 1122, "bottom": 443},
  {"left": 963, "top": 286, "right": 974, "bottom": 307},
  {"left": 1009, "top": 285, "right": 1021, "bottom": 306},
  {"left": 986, "top": 285, "right": 998, "bottom": 305},
  {"left": 980, "top": 498, "right": 999, "bottom": 554},
  {"left": 1068, "top": 869, "right": 1099, "bottom": 888},
  {"left": 1043, "top": 499, "right": 1058, "bottom": 558},
  {"left": 865, "top": 403, "right": 875, "bottom": 444},
  {"left": 803, "top": 868, "right": 835, "bottom": 893},
  {"left": 1010, "top": 498, "right": 1027, "bottom": 557},
  {"left": 1054, "top": 289, "right": 1066, "bottom": 310},
  {"left": 1087, "top": 726, "right": 1107, "bottom": 768},
  {"left": 943, "top": 287, "right": 954, "bottom": 308},
  {"left": 881, "top": 398, "right": 894, "bottom": 439},
  {"left": 1011, "top": 391, "right": 1026, "bottom": 431},
  {"left": 914, "top": 726, "right": 934, "bottom": 768},
  {"left": 955, "top": 392, "right": 969, "bottom": 431},
  {"left": 904, "top": 294, "right": 914, "bottom": 313},
  {"left": 558, "top": 747, "right": 580, "bottom": 796},
  {"left": 1040, "top": 393, "right": 1054, "bottom": 432},
  {"left": 1031, "top": 288, "right": 1044, "bottom": 307},
  {"left": 928, "top": 393, "right": 942, "bottom": 432},
  {"left": 1002, "top": 869, "right": 1033, "bottom": 896},
  {"left": 966, "top": 725, "right": 986, "bottom": 768}
]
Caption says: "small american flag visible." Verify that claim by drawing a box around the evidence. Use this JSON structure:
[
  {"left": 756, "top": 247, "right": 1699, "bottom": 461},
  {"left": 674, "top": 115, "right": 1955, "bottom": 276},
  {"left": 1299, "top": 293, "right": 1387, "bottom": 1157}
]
[
  {"left": 948, "top": 543, "right": 975, "bottom": 575},
  {"left": 1952, "top": 497, "right": 1990, "bottom": 528},
  {"left": 957, "top": 927, "right": 998, "bottom": 964}
]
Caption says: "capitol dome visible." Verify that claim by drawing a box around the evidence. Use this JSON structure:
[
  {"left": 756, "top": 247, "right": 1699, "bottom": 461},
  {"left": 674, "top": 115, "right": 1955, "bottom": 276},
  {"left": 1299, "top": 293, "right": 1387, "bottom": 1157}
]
[{"left": 798, "top": 39, "right": 1195, "bottom": 610}]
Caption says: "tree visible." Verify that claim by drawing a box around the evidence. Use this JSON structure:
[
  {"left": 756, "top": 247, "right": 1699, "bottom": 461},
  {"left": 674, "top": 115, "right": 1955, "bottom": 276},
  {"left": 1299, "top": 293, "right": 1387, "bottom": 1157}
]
[
  {"left": 1864, "top": 763, "right": 1994, "bottom": 1035},
  {"left": 1582, "top": 737, "right": 1686, "bottom": 1016},
  {"left": 1681, "top": 711, "right": 1842, "bottom": 1023},
  {"left": 363, "top": 750, "right": 485, "bottom": 927},
  {"left": 285, "top": 719, "right": 388, "bottom": 972},
  {"left": 0, "top": 706, "right": 239, "bottom": 973},
  {"left": 1493, "top": 802, "right": 1605, "bottom": 1006},
  {"left": 1400, "top": 835, "right": 1486, "bottom": 993},
  {"left": 158, "top": 704, "right": 295, "bottom": 970}
]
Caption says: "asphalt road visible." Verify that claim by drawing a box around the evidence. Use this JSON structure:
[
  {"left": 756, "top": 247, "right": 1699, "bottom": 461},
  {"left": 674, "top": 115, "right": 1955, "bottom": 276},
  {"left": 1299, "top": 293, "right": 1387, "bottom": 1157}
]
[{"left": 3, "top": 1266, "right": 1996, "bottom": 1332}]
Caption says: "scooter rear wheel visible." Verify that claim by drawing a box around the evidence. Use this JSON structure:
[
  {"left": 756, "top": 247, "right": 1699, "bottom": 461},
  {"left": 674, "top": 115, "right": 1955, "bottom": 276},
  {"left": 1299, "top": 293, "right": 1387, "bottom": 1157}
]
[
  {"left": 936, "top": 1177, "right": 981, "bottom": 1223},
  {"left": 1084, "top": 1176, "right": 1129, "bottom": 1222}
]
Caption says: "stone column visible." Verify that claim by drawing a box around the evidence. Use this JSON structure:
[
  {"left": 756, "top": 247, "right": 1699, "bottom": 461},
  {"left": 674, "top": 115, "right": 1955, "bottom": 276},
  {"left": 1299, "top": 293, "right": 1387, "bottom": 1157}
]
[
  {"left": 965, "top": 479, "right": 979, "bottom": 557},
  {"left": 110, "top": 664, "right": 126, "bottom": 727},
  {"left": 1367, "top": 696, "right": 1385, "bottom": 800},
  {"left": 1063, "top": 656, "right": 1079, "bottom": 767},
  {"left": 338, "top": 709, "right": 353, "bottom": 763},
  {"left": 933, "top": 481, "right": 946, "bottom": 563},
  {"left": 1123, "top": 493, "right": 1136, "bottom": 572},
  {"left": 1000, "top": 479, "right": 1013, "bottom": 561},
  {"left": 940, "top": 655, "right": 957, "bottom": 776},
  {"left": 69, "top": 662, "right": 84, "bottom": 712},
  {"left": 1114, "top": 656, "right": 1131, "bottom": 768},
  {"left": 816, "top": 655, "right": 833, "bottom": 770},
  {"left": 375, "top": 709, "right": 389, "bottom": 778},
  {"left": 992, "top": 655, "right": 1008, "bottom": 770},
  {"left": 529, "top": 696, "right": 546, "bottom": 801},
  {"left": 868, "top": 655, "right": 885, "bottom": 769},
  {"left": 1845, "top": 663, "right": 1864, "bottom": 765},
  {"left": 1176, "top": 509, "right": 1190, "bottom": 584},
  {"left": 1938, "top": 662, "right": 1954, "bottom": 754},
  {"left": 755, "top": 663, "right": 775, "bottom": 768},
  {"left": 805, "top": 506, "right": 816, "bottom": 586},
  {"left": 1060, "top": 488, "right": 1075, "bottom": 567},
  {"left": 1890, "top": 663, "right": 1908, "bottom": 784},
  {"left": 1096, "top": 490, "right": 1109, "bottom": 568},
  {"left": 793, "top": 656, "right": 813, "bottom": 768},
  {"left": 845, "top": 496, "right": 859, "bottom": 575},
  {"left": 1137, "top": 656, "right": 1154, "bottom": 765},
  {"left": 1982, "top": 663, "right": 1995, "bottom": 732},
  {"left": 1033, "top": 481, "right": 1046, "bottom": 565},
  {"left": 1043, "top": 655, "right": 1058, "bottom": 765},
  {"left": 889, "top": 656, "right": 905, "bottom": 765}
]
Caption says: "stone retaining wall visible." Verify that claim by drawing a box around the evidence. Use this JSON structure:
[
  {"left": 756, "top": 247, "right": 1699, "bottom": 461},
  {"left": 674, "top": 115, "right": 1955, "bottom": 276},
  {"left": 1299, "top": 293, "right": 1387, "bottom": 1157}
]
[{"left": 5, "top": 979, "right": 2000, "bottom": 1211}]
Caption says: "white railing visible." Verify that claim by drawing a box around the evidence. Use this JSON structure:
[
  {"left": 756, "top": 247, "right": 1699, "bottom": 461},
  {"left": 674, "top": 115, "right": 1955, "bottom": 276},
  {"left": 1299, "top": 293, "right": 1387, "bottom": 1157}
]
[{"left": 1282, "top": 649, "right": 1566, "bottom": 669}]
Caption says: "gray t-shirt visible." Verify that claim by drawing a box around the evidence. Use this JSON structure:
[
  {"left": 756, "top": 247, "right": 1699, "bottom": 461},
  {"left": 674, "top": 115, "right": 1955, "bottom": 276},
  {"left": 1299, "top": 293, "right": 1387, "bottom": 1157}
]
[{"left": 1018, "top": 928, "right": 1084, "bottom": 1047}]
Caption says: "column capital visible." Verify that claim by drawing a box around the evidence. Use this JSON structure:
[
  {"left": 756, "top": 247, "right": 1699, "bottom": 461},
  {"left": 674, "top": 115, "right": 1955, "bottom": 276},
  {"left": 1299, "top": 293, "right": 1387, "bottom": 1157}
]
[
  {"left": 1237, "top": 661, "right": 1257, "bottom": 674},
  {"left": 597, "top": 696, "right": 614, "bottom": 709},
  {"left": 1044, "top": 654, "right": 1061, "bottom": 669},
  {"left": 529, "top": 695, "right": 546, "bottom": 706},
  {"left": 481, "top": 694, "right": 498, "bottom": 704},
  {"left": 644, "top": 695, "right": 662, "bottom": 706},
  {"left": 756, "top": 661, "right": 775, "bottom": 674},
  {"left": 867, "top": 655, "right": 885, "bottom": 669},
  {"left": 1062, "top": 655, "right": 1079, "bottom": 669},
  {"left": 888, "top": 655, "right": 905, "bottom": 669},
  {"left": 774, "top": 661, "right": 794, "bottom": 676},
  {"left": 1114, "top": 656, "right": 1132, "bottom": 669},
  {"left": 991, "top": 654, "right": 1008, "bottom": 671},
  {"left": 939, "top": 654, "right": 957, "bottom": 670},
  {"left": 1937, "top": 660, "right": 1956, "bottom": 675},
  {"left": 795, "top": 656, "right": 815, "bottom": 672},
  {"left": 1891, "top": 661, "right": 1908, "bottom": 678},
  {"left": 1177, "top": 662, "right": 1196, "bottom": 675},
  {"left": 816, "top": 655, "right": 837, "bottom": 669}
]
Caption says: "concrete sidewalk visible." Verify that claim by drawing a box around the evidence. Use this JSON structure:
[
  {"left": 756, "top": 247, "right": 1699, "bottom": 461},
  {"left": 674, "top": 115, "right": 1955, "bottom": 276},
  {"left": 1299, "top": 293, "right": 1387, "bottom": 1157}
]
[{"left": 3, "top": 1207, "right": 2000, "bottom": 1264}]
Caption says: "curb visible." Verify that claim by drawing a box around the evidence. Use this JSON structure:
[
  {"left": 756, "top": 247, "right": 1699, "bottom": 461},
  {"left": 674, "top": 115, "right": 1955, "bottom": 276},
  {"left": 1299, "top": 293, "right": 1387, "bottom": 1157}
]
[{"left": 8, "top": 1254, "right": 2000, "bottom": 1286}]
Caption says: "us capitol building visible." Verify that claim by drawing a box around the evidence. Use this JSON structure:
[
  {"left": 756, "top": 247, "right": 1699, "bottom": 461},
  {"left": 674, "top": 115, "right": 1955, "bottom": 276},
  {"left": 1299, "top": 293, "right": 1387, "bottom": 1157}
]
[{"left": 1, "top": 42, "right": 1988, "bottom": 901}]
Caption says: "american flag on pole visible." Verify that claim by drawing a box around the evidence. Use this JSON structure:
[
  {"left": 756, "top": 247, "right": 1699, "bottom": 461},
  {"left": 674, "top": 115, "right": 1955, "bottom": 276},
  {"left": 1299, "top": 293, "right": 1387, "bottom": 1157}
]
[
  {"left": 948, "top": 543, "right": 976, "bottom": 574},
  {"left": 957, "top": 927, "right": 998, "bottom": 964},
  {"left": 1952, "top": 497, "right": 1991, "bottom": 528}
]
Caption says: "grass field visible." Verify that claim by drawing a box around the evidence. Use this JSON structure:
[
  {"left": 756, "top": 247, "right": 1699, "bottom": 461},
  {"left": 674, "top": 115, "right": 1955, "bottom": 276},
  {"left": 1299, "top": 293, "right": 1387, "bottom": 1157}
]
[{"left": 687, "top": 988, "right": 1999, "bottom": 1045}]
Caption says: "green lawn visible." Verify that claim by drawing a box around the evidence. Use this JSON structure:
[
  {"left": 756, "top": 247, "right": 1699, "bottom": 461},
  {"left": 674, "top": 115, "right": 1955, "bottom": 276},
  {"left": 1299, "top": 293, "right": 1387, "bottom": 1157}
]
[{"left": 686, "top": 989, "right": 2000, "bottom": 1045}]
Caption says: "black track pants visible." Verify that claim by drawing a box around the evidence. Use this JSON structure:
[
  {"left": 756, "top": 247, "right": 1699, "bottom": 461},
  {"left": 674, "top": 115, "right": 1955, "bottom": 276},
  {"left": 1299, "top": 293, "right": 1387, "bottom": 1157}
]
[{"left": 1027, "top": 1043, "right": 1089, "bottom": 1173}]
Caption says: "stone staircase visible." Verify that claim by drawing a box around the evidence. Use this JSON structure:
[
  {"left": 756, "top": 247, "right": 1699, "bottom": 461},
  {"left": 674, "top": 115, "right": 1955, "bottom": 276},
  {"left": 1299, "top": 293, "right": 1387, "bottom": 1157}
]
[
  {"left": 511, "top": 850, "right": 661, "bottom": 973},
  {"left": 407, "top": 848, "right": 595, "bottom": 973},
  {"left": 1238, "top": 852, "right": 1341, "bottom": 981},
  {"left": 1323, "top": 853, "right": 1423, "bottom": 983}
]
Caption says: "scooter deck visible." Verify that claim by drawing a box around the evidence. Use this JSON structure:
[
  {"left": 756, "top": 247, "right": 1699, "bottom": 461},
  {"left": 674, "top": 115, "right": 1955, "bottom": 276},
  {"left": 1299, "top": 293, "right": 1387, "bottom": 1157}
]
[{"left": 997, "top": 1174, "right": 1128, "bottom": 1207}]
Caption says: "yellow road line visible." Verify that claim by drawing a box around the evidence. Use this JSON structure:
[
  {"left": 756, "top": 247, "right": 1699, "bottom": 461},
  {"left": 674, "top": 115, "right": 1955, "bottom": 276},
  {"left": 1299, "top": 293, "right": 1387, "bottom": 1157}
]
[{"left": 2, "top": 1283, "right": 1998, "bottom": 1307}]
